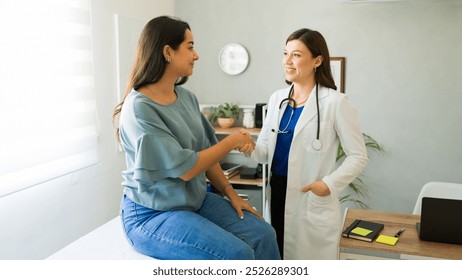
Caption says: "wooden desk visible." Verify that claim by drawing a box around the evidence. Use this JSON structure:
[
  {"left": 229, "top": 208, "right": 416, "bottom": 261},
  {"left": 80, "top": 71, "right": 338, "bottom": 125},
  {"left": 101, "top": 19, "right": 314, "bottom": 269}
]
[{"left": 339, "top": 208, "right": 462, "bottom": 260}]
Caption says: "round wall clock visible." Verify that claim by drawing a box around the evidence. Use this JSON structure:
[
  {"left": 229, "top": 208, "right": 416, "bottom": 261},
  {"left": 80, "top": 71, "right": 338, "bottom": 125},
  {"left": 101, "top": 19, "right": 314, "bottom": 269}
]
[{"left": 218, "top": 43, "right": 249, "bottom": 75}]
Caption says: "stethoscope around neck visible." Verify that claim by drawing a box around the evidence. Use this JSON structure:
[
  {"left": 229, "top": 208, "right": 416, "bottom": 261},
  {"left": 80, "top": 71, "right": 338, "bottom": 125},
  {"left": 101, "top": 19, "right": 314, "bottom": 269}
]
[{"left": 271, "top": 83, "right": 322, "bottom": 151}]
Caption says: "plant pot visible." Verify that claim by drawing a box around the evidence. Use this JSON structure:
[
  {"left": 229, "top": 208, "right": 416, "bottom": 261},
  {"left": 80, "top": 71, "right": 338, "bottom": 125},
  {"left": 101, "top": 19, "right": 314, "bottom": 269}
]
[{"left": 217, "top": 117, "right": 235, "bottom": 128}]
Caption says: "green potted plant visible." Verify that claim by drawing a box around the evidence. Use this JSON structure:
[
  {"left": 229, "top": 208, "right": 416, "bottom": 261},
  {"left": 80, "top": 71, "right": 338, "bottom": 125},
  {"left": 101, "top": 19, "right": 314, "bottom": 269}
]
[
  {"left": 208, "top": 103, "right": 240, "bottom": 128},
  {"left": 337, "top": 133, "right": 385, "bottom": 209}
]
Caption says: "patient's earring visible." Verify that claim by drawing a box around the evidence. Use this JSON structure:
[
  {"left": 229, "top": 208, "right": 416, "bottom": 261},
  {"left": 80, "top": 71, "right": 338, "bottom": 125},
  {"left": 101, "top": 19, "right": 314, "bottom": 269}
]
[{"left": 165, "top": 56, "right": 171, "bottom": 63}]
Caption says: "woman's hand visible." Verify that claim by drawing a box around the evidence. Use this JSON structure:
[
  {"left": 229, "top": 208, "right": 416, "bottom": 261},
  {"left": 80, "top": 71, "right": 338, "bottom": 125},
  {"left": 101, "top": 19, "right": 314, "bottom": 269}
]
[
  {"left": 222, "top": 183, "right": 263, "bottom": 220},
  {"left": 301, "top": 180, "right": 331, "bottom": 196},
  {"left": 231, "top": 129, "right": 255, "bottom": 154},
  {"left": 236, "top": 129, "right": 255, "bottom": 156},
  {"left": 229, "top": 194, "right": 264, "bottom": 220}
]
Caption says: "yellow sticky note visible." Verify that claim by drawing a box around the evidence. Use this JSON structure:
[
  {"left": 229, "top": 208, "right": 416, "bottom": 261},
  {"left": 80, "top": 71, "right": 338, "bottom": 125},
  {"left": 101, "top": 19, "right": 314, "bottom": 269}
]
[
  {"left": 376, "top": 234, "right": 398, "bottom": 246},
  {"left": 351, "top": 227, "right": 372, "bottom": 236}
]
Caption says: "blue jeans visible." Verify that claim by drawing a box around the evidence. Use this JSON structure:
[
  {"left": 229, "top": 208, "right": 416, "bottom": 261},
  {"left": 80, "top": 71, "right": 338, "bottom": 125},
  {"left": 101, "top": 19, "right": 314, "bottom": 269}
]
[{"left": 120, "top": 192, "right": 281, "bottom": 260}]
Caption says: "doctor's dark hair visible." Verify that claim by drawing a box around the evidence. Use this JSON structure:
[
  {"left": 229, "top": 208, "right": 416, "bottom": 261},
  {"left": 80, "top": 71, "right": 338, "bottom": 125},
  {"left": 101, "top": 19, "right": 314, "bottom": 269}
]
[
  {"left": 112, "top": 16, "right": 190, "bottom": 140},
  {"left": 285, "top": 28, "right": 337, "bottom": 91}
]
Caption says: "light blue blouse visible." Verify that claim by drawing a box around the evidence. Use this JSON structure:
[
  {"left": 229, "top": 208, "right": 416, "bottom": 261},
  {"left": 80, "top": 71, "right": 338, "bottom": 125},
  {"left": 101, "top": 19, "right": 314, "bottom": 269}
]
[{"left": 118, "top": 86, "right": 217, "bottom": 211}]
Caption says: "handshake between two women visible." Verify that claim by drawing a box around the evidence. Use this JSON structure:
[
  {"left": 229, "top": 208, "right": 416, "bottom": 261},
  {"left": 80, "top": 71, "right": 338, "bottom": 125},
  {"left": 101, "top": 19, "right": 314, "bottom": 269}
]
[{"left": 230, "top": 129, "right": 255, "bottom": 157}]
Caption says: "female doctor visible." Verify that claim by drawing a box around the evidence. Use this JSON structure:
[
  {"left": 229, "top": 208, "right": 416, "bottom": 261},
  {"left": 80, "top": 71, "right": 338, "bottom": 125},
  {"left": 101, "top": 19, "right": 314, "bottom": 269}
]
[{"left": 252, "top": 28, "right": 368, "bottom": 259}]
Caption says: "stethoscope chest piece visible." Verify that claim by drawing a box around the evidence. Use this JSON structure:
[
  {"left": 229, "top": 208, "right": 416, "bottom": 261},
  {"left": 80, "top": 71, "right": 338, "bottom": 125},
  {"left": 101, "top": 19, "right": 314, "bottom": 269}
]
[{"left": 312, "top": 139, "right": 322, "bottom": 151}]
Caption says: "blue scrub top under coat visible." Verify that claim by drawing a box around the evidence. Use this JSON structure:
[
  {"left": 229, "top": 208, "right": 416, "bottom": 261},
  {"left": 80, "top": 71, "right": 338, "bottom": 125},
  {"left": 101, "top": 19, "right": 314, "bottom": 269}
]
[{"left": 271, "top": 105, "right": 304, "bottom": 177}]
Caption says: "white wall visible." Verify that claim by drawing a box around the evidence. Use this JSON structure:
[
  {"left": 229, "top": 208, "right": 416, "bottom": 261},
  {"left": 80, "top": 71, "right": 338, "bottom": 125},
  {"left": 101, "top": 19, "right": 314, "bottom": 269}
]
[
  {"left": 174, "top": 0, "right": 462, "bottom": 213},
  {"left": 0, "top": 0, "right": 173, "bottom": 260}
]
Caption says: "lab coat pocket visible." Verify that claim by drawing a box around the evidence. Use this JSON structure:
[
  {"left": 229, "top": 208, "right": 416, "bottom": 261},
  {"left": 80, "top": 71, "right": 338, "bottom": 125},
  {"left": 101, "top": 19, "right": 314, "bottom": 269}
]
[
  {"left": 306, "top": 192, "right": 336, "bottom": 227},
  {"left": 308, "top": 192, "right": 332, "bottom": 205}
]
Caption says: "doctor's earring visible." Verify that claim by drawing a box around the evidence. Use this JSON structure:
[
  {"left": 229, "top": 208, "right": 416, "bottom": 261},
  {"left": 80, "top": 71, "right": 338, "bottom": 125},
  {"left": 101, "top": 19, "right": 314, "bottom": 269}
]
[{"left": 165, "top": 56, "right": 171, "bottom": 63}]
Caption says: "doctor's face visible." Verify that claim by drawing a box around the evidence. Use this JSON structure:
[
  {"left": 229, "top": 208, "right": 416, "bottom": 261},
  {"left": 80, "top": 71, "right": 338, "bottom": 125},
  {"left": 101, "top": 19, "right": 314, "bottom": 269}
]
[{"left": 283, "top": 39, "right": 318, "bottom": 84}]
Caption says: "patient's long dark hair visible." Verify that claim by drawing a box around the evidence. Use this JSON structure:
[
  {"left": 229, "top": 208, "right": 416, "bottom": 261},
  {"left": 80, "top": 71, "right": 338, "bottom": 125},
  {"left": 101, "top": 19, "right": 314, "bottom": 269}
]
[{"left": 112, "top": 16, "right": 190, "bottom": 140}]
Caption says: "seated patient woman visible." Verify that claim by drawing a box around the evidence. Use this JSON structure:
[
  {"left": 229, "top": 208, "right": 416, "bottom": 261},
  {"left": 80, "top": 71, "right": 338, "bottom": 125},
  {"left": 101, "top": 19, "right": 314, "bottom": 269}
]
[{"left": 112, "top": 16, "right": 280, "bottom": 260}]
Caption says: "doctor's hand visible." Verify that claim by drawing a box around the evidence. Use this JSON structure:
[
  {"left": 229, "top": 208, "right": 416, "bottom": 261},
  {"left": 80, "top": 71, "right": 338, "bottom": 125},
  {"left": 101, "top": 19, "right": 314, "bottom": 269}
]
[
  {"left": 237, "top": 143, "right": 255, "bottom": 157},
  {"left": 233, "top": 129, "right": 255, "bottom": 156},
  {"left": 301, "top": 180, "right": 331, "bottom": 197}
]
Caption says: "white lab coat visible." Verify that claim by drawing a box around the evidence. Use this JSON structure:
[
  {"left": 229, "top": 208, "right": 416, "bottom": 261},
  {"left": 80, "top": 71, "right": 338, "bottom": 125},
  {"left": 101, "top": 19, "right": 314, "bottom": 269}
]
[{"left": 252, "top": 85, "right": 368, "bottom": 259}]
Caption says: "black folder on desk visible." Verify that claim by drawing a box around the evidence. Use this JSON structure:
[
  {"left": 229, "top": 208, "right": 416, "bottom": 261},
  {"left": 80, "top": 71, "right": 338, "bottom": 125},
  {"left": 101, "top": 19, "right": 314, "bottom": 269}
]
[
  {"left": 342, "top": 219, "right": 384, "bottom": 242},
  {"left": 416, "top": 197, "right": 462, "bottom": 245}
]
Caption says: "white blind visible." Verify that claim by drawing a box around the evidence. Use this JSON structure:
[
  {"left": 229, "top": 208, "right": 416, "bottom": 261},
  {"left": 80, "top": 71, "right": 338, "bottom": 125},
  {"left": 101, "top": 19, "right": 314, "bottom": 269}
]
[{"left": 0, "top": 0, "right": 99, "bottom": 197}]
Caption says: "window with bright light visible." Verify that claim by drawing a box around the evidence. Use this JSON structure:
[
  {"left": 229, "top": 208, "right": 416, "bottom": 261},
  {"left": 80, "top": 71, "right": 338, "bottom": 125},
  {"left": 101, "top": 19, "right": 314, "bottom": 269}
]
[{"left": 0, "top": 0, "right": 99, "bottom": 197}]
